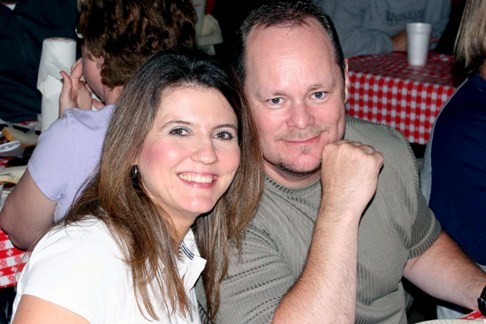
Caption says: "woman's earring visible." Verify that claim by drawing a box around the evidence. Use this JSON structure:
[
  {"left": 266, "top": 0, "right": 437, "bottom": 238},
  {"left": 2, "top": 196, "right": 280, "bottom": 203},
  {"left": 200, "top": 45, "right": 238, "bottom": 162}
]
[{"left": 130, "top": 165, "right": 142, "bottom": 190}]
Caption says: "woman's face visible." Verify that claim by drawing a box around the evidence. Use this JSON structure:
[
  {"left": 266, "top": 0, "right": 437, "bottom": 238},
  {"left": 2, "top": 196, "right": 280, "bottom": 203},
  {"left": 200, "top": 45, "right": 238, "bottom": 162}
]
[{"left": 137, "top": 86, "right": 241, "bottom": 230}]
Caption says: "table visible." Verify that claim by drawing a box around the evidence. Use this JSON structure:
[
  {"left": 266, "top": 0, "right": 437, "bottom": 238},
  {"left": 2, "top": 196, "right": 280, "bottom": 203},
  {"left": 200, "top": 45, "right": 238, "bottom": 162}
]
[
  {"left": 0, "top": 231, "right": 26, "bottom": 288},
  {"left": 346, "top": 51, "right": 458, "bottom": 145}
]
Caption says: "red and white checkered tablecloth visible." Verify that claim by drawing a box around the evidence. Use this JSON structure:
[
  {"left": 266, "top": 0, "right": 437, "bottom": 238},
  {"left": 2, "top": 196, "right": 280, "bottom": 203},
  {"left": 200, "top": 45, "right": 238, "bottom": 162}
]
[
  {"left": 346, "top": 51, "right": 457, "bottom": 145},
  {"left": 0, "top": 231, "right": 26, "bottom": 288}
]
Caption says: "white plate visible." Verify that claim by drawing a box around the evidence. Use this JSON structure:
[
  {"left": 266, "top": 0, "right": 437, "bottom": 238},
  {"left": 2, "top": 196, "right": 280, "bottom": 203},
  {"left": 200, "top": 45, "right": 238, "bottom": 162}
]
[
  {"left": 418, "top": 320, "right": 486, "bottom": 323},
  {"left": 0, "top": 140, "right": 21, "bottom": 153}
]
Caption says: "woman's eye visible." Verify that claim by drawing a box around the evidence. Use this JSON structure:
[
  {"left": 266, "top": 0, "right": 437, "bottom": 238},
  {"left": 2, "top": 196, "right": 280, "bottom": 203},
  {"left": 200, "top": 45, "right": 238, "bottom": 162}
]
[
  {"left": 169, "top": 128, "right": 189, "bottom": 136},
  {"left": 215, "top": 131, "right": 235, "bottom": 140}
]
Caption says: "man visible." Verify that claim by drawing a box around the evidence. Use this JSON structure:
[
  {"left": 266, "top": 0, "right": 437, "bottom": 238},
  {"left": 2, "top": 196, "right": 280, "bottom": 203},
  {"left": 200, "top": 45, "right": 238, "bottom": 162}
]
[
  {"left": 196, "top": 0, "right": 486, "bottom": 323},
  {"left": 311, "top": 0, "right": 450, "bottom": 57}
]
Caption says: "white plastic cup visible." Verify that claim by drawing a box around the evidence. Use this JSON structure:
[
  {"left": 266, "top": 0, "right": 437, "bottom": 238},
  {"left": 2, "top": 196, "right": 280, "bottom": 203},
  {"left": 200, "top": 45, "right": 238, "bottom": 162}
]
[{"left": 406, "top": 23, "right": 432, "bottom": 66}]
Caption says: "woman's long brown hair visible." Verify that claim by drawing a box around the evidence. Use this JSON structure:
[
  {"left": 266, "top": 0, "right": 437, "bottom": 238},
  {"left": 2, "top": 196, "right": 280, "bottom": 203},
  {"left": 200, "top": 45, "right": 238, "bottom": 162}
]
[{"left": 63, "top": 47, "right": 263, "bottom": 321}]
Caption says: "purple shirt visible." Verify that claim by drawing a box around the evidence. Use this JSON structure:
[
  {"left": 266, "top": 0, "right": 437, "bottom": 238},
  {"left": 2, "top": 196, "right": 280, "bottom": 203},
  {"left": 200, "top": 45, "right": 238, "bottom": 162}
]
[{"left": 28, "top": 105, "right": 115, "bottom": 222}]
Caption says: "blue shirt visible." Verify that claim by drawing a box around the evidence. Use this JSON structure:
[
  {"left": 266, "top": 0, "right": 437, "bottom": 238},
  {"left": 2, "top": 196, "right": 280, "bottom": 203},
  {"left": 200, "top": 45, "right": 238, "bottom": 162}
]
[{"left": 422, "top": 73, "right": 486, "bottom": 265}]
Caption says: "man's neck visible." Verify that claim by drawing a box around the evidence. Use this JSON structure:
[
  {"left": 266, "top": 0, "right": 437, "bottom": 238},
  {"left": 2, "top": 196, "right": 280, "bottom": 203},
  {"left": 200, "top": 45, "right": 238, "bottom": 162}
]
[{"left": 264, "top": 163, "right": 320, "bottom": 189}]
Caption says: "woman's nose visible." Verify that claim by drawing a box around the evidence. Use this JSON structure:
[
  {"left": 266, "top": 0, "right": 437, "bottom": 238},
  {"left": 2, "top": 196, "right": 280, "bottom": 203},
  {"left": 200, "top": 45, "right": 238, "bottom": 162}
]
[{"left": 191, "top": 138, "right": 218, "bottom": 164}]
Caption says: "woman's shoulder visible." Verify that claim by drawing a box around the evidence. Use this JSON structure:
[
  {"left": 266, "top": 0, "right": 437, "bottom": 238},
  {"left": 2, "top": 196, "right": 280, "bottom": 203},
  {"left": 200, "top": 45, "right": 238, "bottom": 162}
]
[
  {"left": 57, "top": 104, "right": 115, "bottom": 132},
  {"left": 33, "top": 105, "right": 115, "bottom": 155},
  {"left": 32, "top": 218, "right": 122, "bottom": 265},
  {"left": 17, "top": 218, "right": 131, "bottom": 322}
]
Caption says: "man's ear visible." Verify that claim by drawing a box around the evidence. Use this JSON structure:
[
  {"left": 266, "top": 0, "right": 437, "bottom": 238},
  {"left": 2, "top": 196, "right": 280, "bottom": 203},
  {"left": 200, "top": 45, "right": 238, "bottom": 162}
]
[{"left": 344, "top": 58, "right": 350, "bottom": 103}]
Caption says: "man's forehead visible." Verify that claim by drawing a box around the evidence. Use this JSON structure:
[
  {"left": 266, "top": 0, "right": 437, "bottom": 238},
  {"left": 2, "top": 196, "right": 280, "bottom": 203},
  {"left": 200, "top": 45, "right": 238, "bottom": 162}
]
[
  {"left": 246, "top": 20, "right": 332, "bottom": 58},
  {"left": 246, "top": 25, "right": 337, "bottom": 66},
  {"left": 244, "top": 20, "right": 344, "bottom": 83},
  {"left": 247, "top": 19, "right": 321, "bottom": 42}
]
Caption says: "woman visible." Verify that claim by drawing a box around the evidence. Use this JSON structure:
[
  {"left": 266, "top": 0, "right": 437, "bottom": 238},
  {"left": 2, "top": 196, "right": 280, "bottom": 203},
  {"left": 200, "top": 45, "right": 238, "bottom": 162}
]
[
  {"left": 11, "top": 47, "right": 263, "bottom": 323},
  {"left": 420, "top": 0, "right": 486, "bottom": 318}
]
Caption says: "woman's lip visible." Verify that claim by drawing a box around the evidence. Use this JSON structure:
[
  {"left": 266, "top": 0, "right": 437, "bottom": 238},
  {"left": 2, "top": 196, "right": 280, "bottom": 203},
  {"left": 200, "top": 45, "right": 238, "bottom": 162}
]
[{"left": 178, "top": 172, "right": 217, "bottom": 184}]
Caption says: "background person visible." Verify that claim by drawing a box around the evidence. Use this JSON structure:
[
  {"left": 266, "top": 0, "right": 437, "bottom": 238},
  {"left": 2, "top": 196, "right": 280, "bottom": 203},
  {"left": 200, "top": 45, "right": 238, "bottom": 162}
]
[
  {"left": 11, "top": 47, "right": 263, "bottom": 323},
  {"left": 0, "top": 0, "right": 196, "bottom": 250},
  {"left": 0, "top": 0, "right": 78, "bottom": 122},
  {"left": 197, "top": 1, "right": 486, "bottom": 323},
  {"left": 312, "top": 0, "right": 450, "bottom": 57},
  {"left": 421, "top": 0, "right": 486, "bottom": 318}
]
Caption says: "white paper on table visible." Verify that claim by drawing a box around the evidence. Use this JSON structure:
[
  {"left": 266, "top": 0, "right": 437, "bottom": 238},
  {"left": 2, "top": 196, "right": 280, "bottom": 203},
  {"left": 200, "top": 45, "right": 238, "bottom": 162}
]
[{"left": 37, "top": 37, "right": 77, "bottom": 132}]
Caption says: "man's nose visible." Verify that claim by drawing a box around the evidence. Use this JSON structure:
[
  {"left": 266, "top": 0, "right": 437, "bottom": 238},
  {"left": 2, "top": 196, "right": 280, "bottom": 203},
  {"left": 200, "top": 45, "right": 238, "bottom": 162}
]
[{"left": 287, "top": 101, "right": 314, "bottom": 129}]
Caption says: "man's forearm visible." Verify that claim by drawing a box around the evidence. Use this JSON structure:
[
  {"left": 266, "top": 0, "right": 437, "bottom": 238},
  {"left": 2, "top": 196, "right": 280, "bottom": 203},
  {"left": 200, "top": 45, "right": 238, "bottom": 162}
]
[
  {"left": 404, "top": 231, "right": 486, "bottom": 311},
  {"left": 273, "top": 210, "right": 360, "bottom": 323}
]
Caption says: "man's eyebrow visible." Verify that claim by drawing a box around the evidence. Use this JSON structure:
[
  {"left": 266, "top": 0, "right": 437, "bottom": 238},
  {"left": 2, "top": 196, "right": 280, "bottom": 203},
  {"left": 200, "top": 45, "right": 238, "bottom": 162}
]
[{"left": 309, "top": 79, "right": 337, "bottom": 89}]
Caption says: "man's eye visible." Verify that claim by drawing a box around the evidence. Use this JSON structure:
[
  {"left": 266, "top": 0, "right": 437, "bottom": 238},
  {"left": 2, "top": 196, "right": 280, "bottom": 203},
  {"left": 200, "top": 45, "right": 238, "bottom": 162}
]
[
  {"left": 313, "top": 91, "right": 327, "bottom": 99},
  {"left": 169, "top": 128, "right": 189, "bottom": 136},
  {"left": 269, "top": 97, "right": 282, "bottom": 105}
]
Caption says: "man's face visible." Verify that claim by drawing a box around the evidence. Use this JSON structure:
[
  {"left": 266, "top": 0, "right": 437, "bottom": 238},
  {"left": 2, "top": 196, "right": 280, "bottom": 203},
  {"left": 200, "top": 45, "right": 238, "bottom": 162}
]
[{"left": 244, "top": 19, "right": 348, "bottom": 187}]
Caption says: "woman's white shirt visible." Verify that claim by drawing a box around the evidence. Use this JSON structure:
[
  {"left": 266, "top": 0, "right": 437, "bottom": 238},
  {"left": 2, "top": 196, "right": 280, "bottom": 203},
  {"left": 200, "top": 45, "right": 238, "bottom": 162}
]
[{"left": 12, "top": 217, "right": 206, "bottom": 323}]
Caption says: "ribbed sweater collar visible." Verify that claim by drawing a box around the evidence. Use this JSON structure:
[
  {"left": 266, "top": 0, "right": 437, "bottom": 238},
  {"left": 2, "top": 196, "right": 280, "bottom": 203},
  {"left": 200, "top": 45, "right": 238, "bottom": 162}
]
[{"left": 264, "top": 175, "right": 321, "bottom": 197}]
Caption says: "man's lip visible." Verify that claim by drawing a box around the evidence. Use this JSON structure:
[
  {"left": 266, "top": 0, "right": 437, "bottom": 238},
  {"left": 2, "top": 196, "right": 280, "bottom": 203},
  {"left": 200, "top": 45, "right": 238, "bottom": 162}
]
[{"left": 284, "top": 134, "right": 321, "bottom": 144}]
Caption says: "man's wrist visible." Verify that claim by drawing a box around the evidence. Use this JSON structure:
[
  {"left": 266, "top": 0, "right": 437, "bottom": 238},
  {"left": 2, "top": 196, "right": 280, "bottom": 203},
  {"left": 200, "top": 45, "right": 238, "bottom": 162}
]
[{"left": 478, "top": 285, "right": 486, "bottom": 316}]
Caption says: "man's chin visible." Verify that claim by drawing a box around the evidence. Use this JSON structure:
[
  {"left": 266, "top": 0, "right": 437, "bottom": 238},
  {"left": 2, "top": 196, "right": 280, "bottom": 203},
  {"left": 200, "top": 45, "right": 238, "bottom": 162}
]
[{"left": 274, "top": 160, "right": 321, "bottom": 178}]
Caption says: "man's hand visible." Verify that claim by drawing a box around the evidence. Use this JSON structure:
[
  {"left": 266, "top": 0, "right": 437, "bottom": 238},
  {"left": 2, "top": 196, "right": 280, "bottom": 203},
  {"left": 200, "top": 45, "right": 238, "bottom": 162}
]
[
  {"left": 391, "top": 30, "right": 407, "bottom": 52},
  {"left": 320, "top": 140, "right": 384, "bottom": 219},
  {"left": 274, "top": 140, "right": 383, "bottom": 323}
]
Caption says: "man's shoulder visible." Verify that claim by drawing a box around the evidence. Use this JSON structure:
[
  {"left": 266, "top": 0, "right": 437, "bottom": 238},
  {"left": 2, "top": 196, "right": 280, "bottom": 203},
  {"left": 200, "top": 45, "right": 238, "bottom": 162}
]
[{"left": 345, "top": 116, "right": 408, "bottom": 149}]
